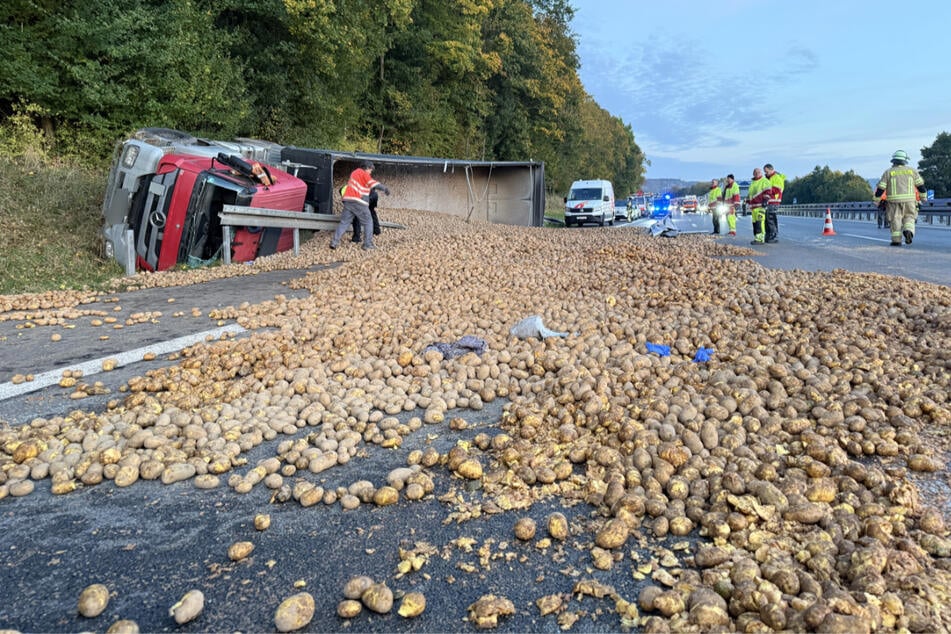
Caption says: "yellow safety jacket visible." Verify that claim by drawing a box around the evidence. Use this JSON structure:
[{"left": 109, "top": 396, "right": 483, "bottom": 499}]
[
  {"left": 722, "top": 182, "right": 740, "bottom": 204},
  {"left": 707, "top": 186, "right": 722, "bottom": 206},
  {"left": 766, "top": 172, "right": 785, "bottom": 205},
  {"left": 876, "top": 166, "right": 925, "bottom": 203},
  {"left": 747, "top": 176, "right": 770, "bottom": 208}
]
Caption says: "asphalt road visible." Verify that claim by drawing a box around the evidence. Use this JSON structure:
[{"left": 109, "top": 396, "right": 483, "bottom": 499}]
[
  {"left": 1, "top": 218, "right": 948, "bottom": 632},
  {"left": 606, "top": 211, "right": 951, "bottom": 286}
]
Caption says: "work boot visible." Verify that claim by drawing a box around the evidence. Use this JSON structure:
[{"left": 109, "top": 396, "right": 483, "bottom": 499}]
[
  {"left": 765, "top": 239, "right": 778, "bottom": 244},
  {"left": 890, "top": 242, "right": 901, "bottom": 247},
  {"left": 728, "top": 231, "right": 736, "bottom": 236},
  {"left": 351, "top": 234, "right": 361, "bottom": 243},
  {"left": 329, "top": 242, "right": 338, "bottom": 250},
  {"left": 750, "top": 240, "right": 763, "bottom": 245},
  {"left": 903, "top": 230, "right": 913, "bottom": 244}
]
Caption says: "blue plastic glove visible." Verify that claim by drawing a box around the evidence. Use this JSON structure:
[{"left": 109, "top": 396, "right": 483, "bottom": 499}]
[
  {"left": 645, "top": 342, "right": 671, "bottom": 357},
  {"left": 692, "top": 347, "right": 715, "bottom": 363}
]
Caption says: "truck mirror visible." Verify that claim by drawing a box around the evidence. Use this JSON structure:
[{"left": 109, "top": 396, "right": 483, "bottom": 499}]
[{"left": 603, "top": 196, "right": 609, "bottom": 202}]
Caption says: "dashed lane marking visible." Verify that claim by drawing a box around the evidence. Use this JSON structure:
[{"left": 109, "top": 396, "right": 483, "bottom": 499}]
[{"left": 0, "top": 324, "right": 246, "bottom": 401}]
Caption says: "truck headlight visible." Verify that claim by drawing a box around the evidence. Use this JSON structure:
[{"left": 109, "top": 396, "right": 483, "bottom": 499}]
[{"left": 121, "top": 145, "right": 140, "bottom": 168}]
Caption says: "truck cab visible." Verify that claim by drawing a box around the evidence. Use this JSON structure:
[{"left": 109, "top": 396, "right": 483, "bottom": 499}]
[{"left": 102, "top": 130, "right": 307, "bottom": 272}]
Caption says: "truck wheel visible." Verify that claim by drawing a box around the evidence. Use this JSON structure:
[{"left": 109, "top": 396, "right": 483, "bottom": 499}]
[
  {"left": 599, "top": 216, "right": 604, "bottom": 227},
  {"left": 565, "top": 218, "right": 573, "bottom": 227}
]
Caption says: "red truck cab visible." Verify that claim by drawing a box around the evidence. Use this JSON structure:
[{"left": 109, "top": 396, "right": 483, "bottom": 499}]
[{"left": 120, "top": 153, "right": 306, "bottom": 271}]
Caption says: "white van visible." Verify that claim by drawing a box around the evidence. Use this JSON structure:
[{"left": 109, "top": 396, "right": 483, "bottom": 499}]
[{"left": 564, "top": 179, "right": 615, "bottom": 227}]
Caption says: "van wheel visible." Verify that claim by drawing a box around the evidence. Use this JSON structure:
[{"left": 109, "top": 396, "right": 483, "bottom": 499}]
[
  {"left": 598, "top": 216, "right": 604, "bottom": 227},
  {"left": 608, "top": 216, "right": 614, "bottom": 226},
  {"left": 565, "top": 218, "right": 573, "bottom": 227}
]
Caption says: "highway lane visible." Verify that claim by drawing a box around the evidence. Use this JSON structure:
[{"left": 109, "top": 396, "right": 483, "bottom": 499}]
[{"left": 612, "top": 211, "right": 951, "bottom": 286}]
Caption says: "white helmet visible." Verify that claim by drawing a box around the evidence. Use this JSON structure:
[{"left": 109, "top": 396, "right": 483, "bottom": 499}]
[{"left": 891, "top": 150, "right": 909, "bottom": 163}]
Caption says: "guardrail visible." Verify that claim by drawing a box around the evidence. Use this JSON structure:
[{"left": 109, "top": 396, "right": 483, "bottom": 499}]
[
  {"left": 779, "top": 198, "right": 951, "bottom": 226},
  {"left": 220, "top": 205, "right": 405, "bottom": 264}
]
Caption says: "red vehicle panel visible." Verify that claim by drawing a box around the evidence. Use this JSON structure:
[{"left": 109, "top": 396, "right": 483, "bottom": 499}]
[{"left": 130, "top": 154, "right": 307, "bottom": 271}]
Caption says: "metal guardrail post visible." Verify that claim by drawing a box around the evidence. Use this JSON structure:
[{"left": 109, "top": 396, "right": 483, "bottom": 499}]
[{"left": 222, "top": 227, "right": 232, "bottom": 265}]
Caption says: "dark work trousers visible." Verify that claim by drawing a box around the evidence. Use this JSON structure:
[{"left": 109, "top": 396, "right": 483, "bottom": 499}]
[
  {"left": 765, "top": 204, "right": 780, "bottom": 242},
  {"left": 711, "top": 211, "right": 721, "bottom": 234},
  {"left": 352, "top": 192, "right": 381, "bottom": 242}
]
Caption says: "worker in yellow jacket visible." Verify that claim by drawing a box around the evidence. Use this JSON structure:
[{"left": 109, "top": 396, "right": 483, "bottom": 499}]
[
  {"left": 721, "top": 174, "right": 741, "bottom": 236},
  {"left": 746, "top": 167, "right": 771, "bottom": 244},
  {"left": 763, "top": 163, "right": 784, "bottom": 243}
]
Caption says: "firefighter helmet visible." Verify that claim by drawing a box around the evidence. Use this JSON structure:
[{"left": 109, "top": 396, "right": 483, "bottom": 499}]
[{"left": 891, "top": 150, "right": 909, "bottom": 164}]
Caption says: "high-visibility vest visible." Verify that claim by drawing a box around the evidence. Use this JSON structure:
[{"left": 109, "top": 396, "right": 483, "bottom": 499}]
[
  {"left": 707, "top": 186, "right": 722, "bottom": 205},
  {"left": 342, "top": 168, "right": 380, "bottom": 206},
  {"left": 747, "top": 176, "right": 770, "bottom": 208},
  {"left": 766, "top": 172, "right": 785, "bottom": 204},
  {"left": 722, "top": 182, "right": 740, "bottom": 203}
]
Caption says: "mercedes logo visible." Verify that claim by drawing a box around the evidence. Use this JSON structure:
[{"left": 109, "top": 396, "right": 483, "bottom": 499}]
[{"left": 149, "top": 209, "right": 167, "bottom": 229}]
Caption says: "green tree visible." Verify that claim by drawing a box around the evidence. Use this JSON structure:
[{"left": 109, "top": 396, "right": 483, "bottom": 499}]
[
  {"left": 919, "top": 132, "right": 951, "bottom": 197},
  {"left": 0, "top": 0, "right": 647, "bottom": 190},
  {"left": 0, "top": 0, "right": 249, "bottom": 157},
  {"left": 785, "top": 165, "right": 872, "bottom": 204},
  {"left": 374, "top": 0, "right": 494, "bottom": 156}
]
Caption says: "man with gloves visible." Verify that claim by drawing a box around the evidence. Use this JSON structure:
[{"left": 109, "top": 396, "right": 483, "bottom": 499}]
[{"left": 331, "top": 161, "right": 391, "bottom": 251}]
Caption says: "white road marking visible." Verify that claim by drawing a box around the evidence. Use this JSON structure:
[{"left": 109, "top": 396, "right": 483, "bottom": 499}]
[
  {"left": 839, "top": 233, "right": 892, "bottom": 243},
  {"left": 0, "top": 324, "right": 246, "bottom": 401}
]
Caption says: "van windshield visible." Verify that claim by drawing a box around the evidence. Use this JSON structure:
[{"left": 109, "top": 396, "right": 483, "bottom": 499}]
[{"left": 568, "top": 187, "right": 602, "bottom": 201}]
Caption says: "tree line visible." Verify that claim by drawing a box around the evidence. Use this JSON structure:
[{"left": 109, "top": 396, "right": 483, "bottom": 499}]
[{"left": 0, "top": 0, "right": 645, "bottom": 195}]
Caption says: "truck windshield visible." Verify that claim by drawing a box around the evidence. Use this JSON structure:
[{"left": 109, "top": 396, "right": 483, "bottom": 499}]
[
  {"left": 179, "top": 173, "right": 250, "bottom": 265},
  {"left": 568, "top": 188, "right": 602, "bottom": 201}
]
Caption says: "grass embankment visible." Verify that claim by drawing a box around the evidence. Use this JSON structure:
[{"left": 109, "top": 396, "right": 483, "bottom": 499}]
[{"left": 0, "top": 155, "right": 122, "bottom": 295}]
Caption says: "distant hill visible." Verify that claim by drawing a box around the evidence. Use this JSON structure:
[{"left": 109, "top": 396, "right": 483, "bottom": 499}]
[{"left": 643, "top": 178, "right": 697, "bottom": 194}]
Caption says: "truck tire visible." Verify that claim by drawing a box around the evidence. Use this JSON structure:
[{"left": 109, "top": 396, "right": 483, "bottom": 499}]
[
  {"left": 598, "top": 215, "right": 604, "bottom": 227},
  {"left": 565, "top": 218, "right": 573, "bottom": 227}
]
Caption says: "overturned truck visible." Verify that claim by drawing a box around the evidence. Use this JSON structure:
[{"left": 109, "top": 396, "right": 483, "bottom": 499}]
[{"left": 102, "top": 128, "right": 546, "bottom": 273}]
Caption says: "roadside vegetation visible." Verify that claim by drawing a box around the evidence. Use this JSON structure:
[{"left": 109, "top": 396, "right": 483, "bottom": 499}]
[
  {"left": 0, "top": 118, "right": 119, "bottom": 294},
  {"left": 0, "top": 154, "right": 119, "bottom": 295}
]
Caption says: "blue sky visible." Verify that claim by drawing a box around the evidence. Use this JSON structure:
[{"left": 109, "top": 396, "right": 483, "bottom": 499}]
[{"left": 572, "top": 0, "right": 949, "bottom": 183}]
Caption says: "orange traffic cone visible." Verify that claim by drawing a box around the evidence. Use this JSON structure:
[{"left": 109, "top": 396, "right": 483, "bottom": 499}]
[{"left": 822, "top": 208, "right": 836, "bottom": 236}]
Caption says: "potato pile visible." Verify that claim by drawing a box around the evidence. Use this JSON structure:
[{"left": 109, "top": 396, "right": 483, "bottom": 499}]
[{"left": 1, "top": 209, "right": 951, "bottom": 631}]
